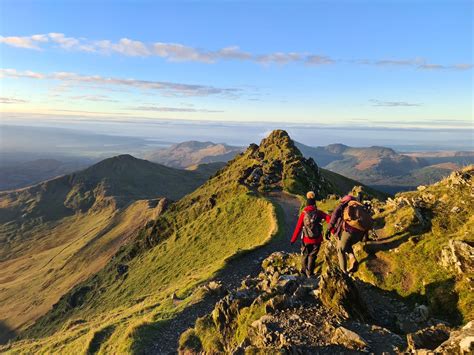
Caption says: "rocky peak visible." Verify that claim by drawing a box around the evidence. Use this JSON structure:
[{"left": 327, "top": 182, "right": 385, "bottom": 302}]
[{"left": 237, "top": 130, "right": 332, "bottom": 196}]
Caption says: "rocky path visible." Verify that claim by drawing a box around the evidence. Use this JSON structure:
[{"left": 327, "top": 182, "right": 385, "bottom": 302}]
[{"left": 148, "top": 191, "right": 301, "bottom": 354}]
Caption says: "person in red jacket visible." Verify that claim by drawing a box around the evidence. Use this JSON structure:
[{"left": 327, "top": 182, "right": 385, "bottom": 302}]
[{"left": 291, "top": 191, "right": 331, "bottom": 277}]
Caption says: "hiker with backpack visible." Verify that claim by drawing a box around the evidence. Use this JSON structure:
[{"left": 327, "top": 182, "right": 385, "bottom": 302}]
[
  {"left": 291, "top": 191, "right": 331, "bottom": 277},
  {"left": 325, "top": 195, "right": 374, "bottom": 274}
]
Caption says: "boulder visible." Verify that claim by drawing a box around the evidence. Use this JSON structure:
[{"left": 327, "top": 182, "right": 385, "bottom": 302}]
[
  {"left": 435, "top": 320, "right": 474, "bottom": 354},
  {"left": 440, "top": 240, "right": 474, "bottom": 274},
  {"left": 318, "top": 243, "right": 367, "bottom": 320},
  {"left": 331, "top": 326, "right": 369, "bottom": 351},
  {"left": 407, "top": 324, "right": 450, "bottom": 351}
]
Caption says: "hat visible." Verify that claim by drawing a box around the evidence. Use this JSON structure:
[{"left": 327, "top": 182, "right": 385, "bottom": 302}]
[{"left": 306, "top": 191, "right": 316, "bottom": 199}]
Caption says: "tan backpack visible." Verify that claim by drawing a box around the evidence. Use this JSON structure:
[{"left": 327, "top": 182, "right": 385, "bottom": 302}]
[{"left": 343, "top": 200, "right": 374, "bottom": 232}]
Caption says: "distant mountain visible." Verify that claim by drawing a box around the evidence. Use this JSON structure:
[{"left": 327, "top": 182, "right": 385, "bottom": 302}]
[
  {"left": 295, "top": 142, "right": 474, "bottom": 193},
  {"left": 0, "top": 155, "right": 210, "bottom": 339},
  {"left": 144, "top": 140, "right": 244, "bottom": 168}
]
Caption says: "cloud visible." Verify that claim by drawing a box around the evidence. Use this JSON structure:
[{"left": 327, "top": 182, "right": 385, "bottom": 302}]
[
  {"left": 70, "top": 94, "right": 118, "bottom": 102},
  {"left": 370, "top": 99, "right": 421, "bottom": 107},
  {"left": 0, "top": 34, "right": 48, "bottom": 49},
  {"left": 0, "top": 68, "right": 240, "bottom": 97},
  {"left": 127, "top": 105, "right": 223, "bottom": 113},
  {"left": 0, "top": 96, "right": 28, "bottom": 104},
  {"left": 0, "top": 33, "right": 471, "bottom": 70}
]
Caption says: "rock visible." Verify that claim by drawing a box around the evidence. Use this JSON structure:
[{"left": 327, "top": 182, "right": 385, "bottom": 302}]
[
  {"left": 451, "top": 206, "right": 462, "bottom": 213},
  {"left": 459, "top": 336, "right": 474, "bottom": 353},
  {"left": 434, "top": 320, "right": 474, "bottom": 354},
  {"left": 410, "top": 304, "right": 430, "bottom": 323},
  {"left": 441, "top": 240, "right": 474, "bottom": 274},
  {"left": 407, "top": 324, "right": 450, "bottom": 351},
  {"left": 265, "top": 294, "right": 291, "bottom": 313},
  {"left": 318, "top": 243, "right": 367, "bottom": 320},
  {"left": 417, "top": 185, "right": 427, "bottom": 191},
  {"left": 331, "top": 326, "right": 369, "bottom": 351}
]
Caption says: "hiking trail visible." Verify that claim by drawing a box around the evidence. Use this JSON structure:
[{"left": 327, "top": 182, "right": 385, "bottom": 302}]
[{"left": 148, "top": 191, "right": 301, "bottom": 354}]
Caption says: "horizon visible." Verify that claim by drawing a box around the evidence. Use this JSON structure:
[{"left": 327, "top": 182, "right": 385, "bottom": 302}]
[{"left": 1, "top": 0, "right": 473, "bottom": 149}]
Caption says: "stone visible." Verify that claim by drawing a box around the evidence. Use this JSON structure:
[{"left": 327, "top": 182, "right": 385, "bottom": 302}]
[
  {"left": 331, "top": 326, "right": 369, "bottom": 351},
  {"left": 441, "top": 240, "right": 474, "bottom": 274},
  {"left": 407, "top": 324, "right": 450, "bottom": 351},
  {"left": 459, "top": 336, "right": 474, "bottom": 353},
  {"left": 410, "top": 304, "right": 430, "bottom": 323}
]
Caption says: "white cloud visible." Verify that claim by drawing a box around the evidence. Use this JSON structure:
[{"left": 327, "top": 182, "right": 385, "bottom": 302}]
[
  {"left": 0, "top": 34, "right": 48, "bottom": 49},
  {"left": 126, "top": 106, "right": 223, "bottom": 113},
  {"left": 0, "top": 96, "right": 28, "bottom": 104},
  {"left": 370, "top": 99, "right": 421, "bottom": 107},
  {"left": 0, "top": 68, "right": 240, "bottom": 97},
  {"left": 0, "top": 33, "right": 471, "bottom": 70}
]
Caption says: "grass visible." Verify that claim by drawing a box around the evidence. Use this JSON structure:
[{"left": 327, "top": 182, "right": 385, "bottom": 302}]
[{"left": 356, "top": 167, "right": 474, "bottom": 324}]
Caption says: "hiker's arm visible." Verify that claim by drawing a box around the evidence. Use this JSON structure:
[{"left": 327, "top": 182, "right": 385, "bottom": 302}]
[
  {"left": 290, "top": 212, "right": 304, "bottom": 244},
  {"left": 318, "top": 210, "right": 331, "bottom": 224},
  {"left": 328, "top": 204, "right": 343, "bottom": 231}
]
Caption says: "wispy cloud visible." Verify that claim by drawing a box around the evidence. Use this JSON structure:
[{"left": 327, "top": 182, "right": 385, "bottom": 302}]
[
  {"left": 126, "top": 105, "right": 223, "bottom": 113},
  {"left": 0, "top": 33, "right": 471, "bottom": 70},
  {"left": 370, "top": 99, "right": 421, "bottom": 107},
  {"left": 70, "top": 94, "right": 118, "bottom": 102},
  {"left": 0, "top": 96, "right": 28, "bottom": 104},
  {"left": 0, "top": 68, "right": 240, "bottom": 97}
]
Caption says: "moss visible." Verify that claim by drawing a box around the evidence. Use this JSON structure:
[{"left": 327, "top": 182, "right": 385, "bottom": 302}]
[
  {"left": 194, "top": 315, "right": 224, "bottom": 353},
  {"left": 178, "top": 329, "right": 202, "bottom": 353},
  {"left": 233, "top": 303, "right": 267, "bottom": 346}
]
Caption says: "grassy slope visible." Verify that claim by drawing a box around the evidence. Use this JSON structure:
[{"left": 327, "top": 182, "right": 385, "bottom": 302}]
[
  {"left": 0, "top": 155, "right": 211, "bottom": 342},
  {"left": 1, "top": 135, "right": 287, "bottom": 353},
  {"left": 356, "top": 166, "right": 474, "bottom": 324},
  {"left": 2, "top": 130, "right": 381, "bottom": 353},
  {"left": 0, "top": 200, "right": 157, "bottom": 336}
]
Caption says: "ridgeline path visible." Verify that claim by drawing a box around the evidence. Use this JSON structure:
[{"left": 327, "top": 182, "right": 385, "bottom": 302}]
[{"left": 149, "top": 191, "right": 301, "bottom": 354}]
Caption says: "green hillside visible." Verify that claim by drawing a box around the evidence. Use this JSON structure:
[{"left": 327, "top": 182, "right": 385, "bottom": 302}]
[
  {"left": 1, "top": 130, "right": 364, "bottom": 353},
  {"left": 357, "top": 165, "right": 474, "bottom": 323},
  {"left": 0, "top": 155, "right": 210, "bottom": 343}
]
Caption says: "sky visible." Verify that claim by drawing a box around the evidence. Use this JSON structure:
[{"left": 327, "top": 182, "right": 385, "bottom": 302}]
[{"left": 0, "top": 0, "right": 473, "bottom": 137}]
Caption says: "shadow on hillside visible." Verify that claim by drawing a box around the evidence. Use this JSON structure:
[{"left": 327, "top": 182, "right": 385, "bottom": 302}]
[{"left": 0, "top": 321, "right": 17, "bottom": 345}]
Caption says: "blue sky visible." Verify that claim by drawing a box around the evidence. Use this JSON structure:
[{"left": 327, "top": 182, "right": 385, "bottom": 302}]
[{"left": 0, "top": 0, "right": 472, "bottom": 131}]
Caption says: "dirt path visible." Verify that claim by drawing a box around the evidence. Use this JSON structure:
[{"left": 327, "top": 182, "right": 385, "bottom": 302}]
[{"left": 148, "top": 191, "right": 300, "bottom": 354}]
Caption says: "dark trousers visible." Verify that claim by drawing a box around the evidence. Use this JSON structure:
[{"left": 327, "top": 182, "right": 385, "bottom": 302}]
[
  {"left": 301, "top": 243, "right": 321, "bottom": 276},
  {"left": 337, "top": 230, "right": 364, "bottom": 273}
]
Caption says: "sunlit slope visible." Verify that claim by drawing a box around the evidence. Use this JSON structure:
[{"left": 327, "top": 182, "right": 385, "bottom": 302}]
[
  {"left": 357, "top": 165, "right": 474, "bottom": 324},
  {"left": 0, "top": 155, "right": 209, "bottom": 342}
]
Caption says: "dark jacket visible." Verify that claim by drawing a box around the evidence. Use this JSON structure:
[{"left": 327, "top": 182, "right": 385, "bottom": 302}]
[{"left": 291, "top": 206, "right": 330, "bottom": 245}]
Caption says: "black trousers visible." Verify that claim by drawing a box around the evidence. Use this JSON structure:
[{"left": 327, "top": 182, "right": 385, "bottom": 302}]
[{"left": 301, "top": 243, "right": 321, "bottom": 276}]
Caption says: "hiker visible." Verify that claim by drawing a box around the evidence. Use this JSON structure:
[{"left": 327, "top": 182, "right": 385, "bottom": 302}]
[
  {"left": 325, "top": 195, "right": 374, "bottom": 274},
  {"left": 291, "top": 191, "right": 330, "bottom": 277}
]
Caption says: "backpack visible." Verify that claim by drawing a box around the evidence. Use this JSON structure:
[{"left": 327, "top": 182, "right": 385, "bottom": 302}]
[
  {"left": 343, "top": 200, "right": 374, "bottom": 232},
  {"left": 302, "top": 210, "right": 323, "bottom": 239}
]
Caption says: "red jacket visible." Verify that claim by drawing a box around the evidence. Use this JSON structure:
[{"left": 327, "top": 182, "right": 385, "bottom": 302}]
[{"left": 291, "top": 206, "right": 331, "bottom": 245}]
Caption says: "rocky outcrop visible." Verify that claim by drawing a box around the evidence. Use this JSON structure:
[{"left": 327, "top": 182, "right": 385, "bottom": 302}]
[
  {"left": 406, "top": 323, "right": 451, "bottom": 351},
  {"left": 179, "top": 252, "right": 411, "bottom": 354},
  {"left": 441, "top": 240, "right": 474, "bottom": 274},
  {"left": 434, "top": 320, "right": 474, "bottom": 354}
]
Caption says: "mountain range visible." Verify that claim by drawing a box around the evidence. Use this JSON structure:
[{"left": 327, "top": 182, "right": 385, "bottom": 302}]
[{"left": 0, "top": 130, "right": 472, "bottom": 354}]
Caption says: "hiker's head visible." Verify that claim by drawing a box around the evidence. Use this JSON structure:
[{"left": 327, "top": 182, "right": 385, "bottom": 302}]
[
  {"left": 341, "top": 195, "right": 355, "bottom": 203},
  {"left": 306, "top": 191, "right": 316, "bottom": 199},
  {"left": 306, "top": 198, "right": 316, "bottom": 207}
]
